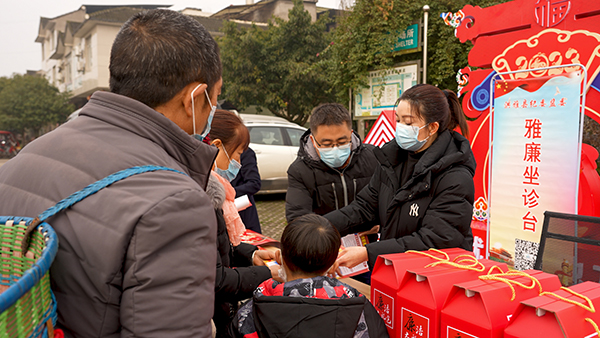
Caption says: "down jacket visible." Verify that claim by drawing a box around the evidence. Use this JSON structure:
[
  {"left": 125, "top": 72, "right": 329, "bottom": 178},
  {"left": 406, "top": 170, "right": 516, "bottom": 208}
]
[
  {"left": 231, "top": 148, "right": 262, "bottom": 233},
  {"left": 286, "top": 130, "right": 378, "bottom": 223},
  {"left": 0, "top": 92, "right": 218, "bottom": 337},
  {"left": 206, "top": 173, "right": 271, "bottom": 337},
  {"left": 231, "top": 276, "right": 389, "bottom": 338},
  {"left": 325, "top": 130, "right": 476, "bottom": 268}
]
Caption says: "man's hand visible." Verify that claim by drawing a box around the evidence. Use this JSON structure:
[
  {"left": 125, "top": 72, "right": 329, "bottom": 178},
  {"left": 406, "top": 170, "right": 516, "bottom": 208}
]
[{"left": 253, "top": 249, "right": 276, "bottom": 266}]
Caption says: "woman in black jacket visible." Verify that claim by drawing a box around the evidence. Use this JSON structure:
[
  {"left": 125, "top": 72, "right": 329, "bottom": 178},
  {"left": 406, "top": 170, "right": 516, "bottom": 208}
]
[
  {"left": 207, "top": 110, "right": 280, "bottom": 338},
  {"left": 325, "top": 84, "right": 476, "bottom": 270},
  {"left": 231, "top": 147, "right": 262, "bottom": 233}
]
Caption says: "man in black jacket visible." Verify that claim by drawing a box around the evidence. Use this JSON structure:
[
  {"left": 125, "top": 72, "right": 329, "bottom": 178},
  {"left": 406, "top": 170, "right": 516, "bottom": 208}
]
[{"left": 285, "top": 104, "right": 379, "bottom": 225}]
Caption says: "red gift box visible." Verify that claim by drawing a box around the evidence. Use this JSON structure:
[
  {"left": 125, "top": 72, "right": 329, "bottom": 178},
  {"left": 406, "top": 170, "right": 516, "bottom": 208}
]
[
  {"left": 504, "top": 281, "right": 600, "bottom": 338},
  {"left": 440, "top": 269, "right": 562, "bottom": 338},
  {"left": 371, "top": 248, "right": 472, "bottom": 337},
  {"left": 397, "top": 258, "right": 507, "bottom": 338}
]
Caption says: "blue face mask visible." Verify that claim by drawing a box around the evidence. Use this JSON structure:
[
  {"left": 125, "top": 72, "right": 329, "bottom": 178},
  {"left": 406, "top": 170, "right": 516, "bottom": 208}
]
[
  {"left": 395, "top": 122, "right": 430, "bottom": 152},
  {"left": 215, "top": 146, "right": 242, "bottom": 182},
  {"left": 313, "top": 137, "right": 352, "bottom": 168},
  {"left": 191, "top": 85, "right": 216, "bottom": 142}
]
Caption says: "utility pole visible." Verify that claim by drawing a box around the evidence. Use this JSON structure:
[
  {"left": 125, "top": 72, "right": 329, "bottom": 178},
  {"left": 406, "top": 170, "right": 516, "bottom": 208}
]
[{"left": 423, "top": 5, "right": 430, "bottom": 84}]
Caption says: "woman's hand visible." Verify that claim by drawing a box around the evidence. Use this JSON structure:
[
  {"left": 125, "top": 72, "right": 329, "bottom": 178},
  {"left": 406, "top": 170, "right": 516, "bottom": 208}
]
[
  {"left": 335, "top": 246, "right": 368, "bottom": 276},
  {"left": 253, "top": 249, "right": 276, "bottom": 266},
  {"left": 270, "top": 265, "right": 284, "bottom": 283},
  {"left": 358, "top": 225, "right": 380, "bottom": 237}
]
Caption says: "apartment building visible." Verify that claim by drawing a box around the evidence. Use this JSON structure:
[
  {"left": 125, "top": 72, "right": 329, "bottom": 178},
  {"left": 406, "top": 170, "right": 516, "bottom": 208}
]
[{"left": 35, "top": 1, "right": 341, "bottom": 108}]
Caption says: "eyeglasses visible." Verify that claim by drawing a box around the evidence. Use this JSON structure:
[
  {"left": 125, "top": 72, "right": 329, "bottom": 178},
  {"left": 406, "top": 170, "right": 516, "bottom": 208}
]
[{"left": 312, "top": 136, "right": 351, "bottom": 149}]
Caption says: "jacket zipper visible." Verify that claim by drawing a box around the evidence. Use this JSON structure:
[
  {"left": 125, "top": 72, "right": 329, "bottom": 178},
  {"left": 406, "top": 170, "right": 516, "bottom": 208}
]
[
  {"left": 331, "top": 182, "right": 339, "bottom": 210},
  {"left": 332, "top": 151, "right": 354, "bottom": 209},
  {"left": 353, "top": 179, "right": 357, "bottom": 201},
  {"left": 340, "top": 173, "right": 349, "bottom": 207}
]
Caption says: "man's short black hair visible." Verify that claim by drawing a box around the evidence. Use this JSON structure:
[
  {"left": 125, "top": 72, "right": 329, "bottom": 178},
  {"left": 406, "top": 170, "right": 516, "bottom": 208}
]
[
  {"left": 109, "top": 9, "right": 222, "bottom": 108},
  {"left": 281, "top": 214, "right": 341, "bottom": 275},
  {"left": 309, "top": 103, "right": 352, "bottom": 133}
]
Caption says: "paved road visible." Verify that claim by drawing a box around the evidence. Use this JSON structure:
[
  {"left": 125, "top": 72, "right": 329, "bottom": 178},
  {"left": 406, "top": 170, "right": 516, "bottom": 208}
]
[
  {"left": 255, "top": 193, "right": 287, "bottom": 241},
  {"left": 0, "top": 159, "right": 9, "bottom": 167}
]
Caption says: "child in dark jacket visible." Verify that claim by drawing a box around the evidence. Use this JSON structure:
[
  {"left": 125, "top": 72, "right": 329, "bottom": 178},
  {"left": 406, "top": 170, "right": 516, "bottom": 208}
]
[{"left": 231, "top": 214, "right": 389, "bottom": 338}]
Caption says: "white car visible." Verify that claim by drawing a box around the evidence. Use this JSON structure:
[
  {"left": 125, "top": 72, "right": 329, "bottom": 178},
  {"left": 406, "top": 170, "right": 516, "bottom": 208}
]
[{"left": 239, "top": 114, "right": 307, "bottom": 194}]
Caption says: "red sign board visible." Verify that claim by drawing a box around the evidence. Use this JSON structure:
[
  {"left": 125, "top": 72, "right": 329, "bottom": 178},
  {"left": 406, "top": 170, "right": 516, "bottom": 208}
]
[
  {"left": 453, "top": 0, "right": 600, "bottom": 214},
  {"left": 447, "top": 0, "right": 600, "bottom": 244}
]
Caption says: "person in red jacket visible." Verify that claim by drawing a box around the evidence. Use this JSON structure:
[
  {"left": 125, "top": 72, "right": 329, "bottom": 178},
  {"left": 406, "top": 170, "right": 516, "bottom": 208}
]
[{"left": 231, "top": 214, "right": 389, "bottom": 338}]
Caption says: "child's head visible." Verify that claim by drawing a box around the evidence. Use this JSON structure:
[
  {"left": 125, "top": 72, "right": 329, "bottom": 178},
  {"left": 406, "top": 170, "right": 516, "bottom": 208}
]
[{"left": 278, "top": 214, "right": 341, "bottom": 278}]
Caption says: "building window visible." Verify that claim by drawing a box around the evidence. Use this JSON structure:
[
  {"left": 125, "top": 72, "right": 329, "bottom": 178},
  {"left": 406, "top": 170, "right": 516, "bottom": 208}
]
[
  {"left": 64, "top": 60, "right": 72, "bottom": 85},
  {"left": 84, "top": 36, "right": 92, "bottom": 72}
]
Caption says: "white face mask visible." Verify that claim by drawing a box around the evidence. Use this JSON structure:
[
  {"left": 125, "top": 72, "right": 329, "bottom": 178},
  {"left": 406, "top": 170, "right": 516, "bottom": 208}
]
[
  {"left": 278, "top": 266, "right": 288, "bottom": 282},
  {"left": 191, "top": 84, "right": 216, "bottom": 142},
  {"left": 395, "top": 122, "right": 430, "bottom": 152}
]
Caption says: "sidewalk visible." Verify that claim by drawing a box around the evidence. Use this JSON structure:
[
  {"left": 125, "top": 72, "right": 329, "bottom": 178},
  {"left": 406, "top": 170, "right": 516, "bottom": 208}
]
[{"left": 255, "top": 193, "right": 286, "bottom": 241}]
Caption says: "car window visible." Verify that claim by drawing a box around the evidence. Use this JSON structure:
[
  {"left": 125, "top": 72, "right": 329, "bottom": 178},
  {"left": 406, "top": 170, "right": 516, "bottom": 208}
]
[
  {"left": 286, "top": 128, "right": 305, "bottom": 147},
  {"left": 249, "top": 127, "right": 285, "bottom": 146}
]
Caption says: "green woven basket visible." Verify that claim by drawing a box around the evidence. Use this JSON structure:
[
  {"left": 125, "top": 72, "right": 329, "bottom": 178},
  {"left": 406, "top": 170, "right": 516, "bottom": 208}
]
[
  {"left": 0, "top": 218, "right": 58, "bottom": 338},
  {"left": 0, "top": 165, "right": 185, "bottom": 337}
]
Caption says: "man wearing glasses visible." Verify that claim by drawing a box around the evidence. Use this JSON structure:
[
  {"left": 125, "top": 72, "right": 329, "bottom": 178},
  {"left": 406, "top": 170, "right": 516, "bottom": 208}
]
[{"left": 285, "top": 103, "right": 378, "bottom": 233}]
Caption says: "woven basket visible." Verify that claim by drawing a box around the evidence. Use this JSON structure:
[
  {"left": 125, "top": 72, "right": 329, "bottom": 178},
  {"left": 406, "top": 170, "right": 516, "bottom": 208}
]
[
  {"left": 0, "top": 165, "right": 184, "bottom": 337},
  {"left": 0, "top": 217, "right": 58, "bottom": 338}
]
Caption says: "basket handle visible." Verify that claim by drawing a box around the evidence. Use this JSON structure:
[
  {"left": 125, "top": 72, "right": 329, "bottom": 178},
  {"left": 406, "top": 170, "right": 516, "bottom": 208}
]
[{"left": 21, "top": 165, "right": 186, "bottom": 254}]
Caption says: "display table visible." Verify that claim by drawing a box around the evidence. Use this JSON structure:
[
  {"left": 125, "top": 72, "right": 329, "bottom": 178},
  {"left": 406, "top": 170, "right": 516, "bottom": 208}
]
[{"left": 340, "top": 277, "right": 371, "bottom": 299}]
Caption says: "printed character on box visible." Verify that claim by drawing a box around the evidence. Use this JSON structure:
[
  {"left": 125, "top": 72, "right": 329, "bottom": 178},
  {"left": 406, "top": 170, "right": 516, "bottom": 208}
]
[{"left": 326, "top": 84, "right": 476, "bottom": 271}]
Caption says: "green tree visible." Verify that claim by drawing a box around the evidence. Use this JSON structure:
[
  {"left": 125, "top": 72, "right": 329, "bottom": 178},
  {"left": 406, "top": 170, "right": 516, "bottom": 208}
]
[
  {"left": 0, "top": 75, "right": 73, "bottom": 137},
  {"left": 325, "top": 0, "right": 510, "bottom": 99},
  {"left": 219, "top": 0, "right": 336, "bottom": 125}
]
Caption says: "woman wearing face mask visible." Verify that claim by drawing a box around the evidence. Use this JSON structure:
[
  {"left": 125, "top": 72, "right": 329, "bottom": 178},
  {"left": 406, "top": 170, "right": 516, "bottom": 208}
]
[
  {"left": 206, "top": 109, "right": 281, "bottom": 338},
  {"left": 324, "top": 84, "right": 476, "bottom": 272}
]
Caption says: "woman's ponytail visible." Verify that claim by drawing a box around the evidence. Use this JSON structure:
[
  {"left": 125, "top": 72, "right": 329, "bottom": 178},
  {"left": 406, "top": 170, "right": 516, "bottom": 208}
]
[
  {"left": 443, "top": 89, "right": 470, "bottom": 139},
  {"left": 399, "top": 85, "right": 470, "bottom": 139}
]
